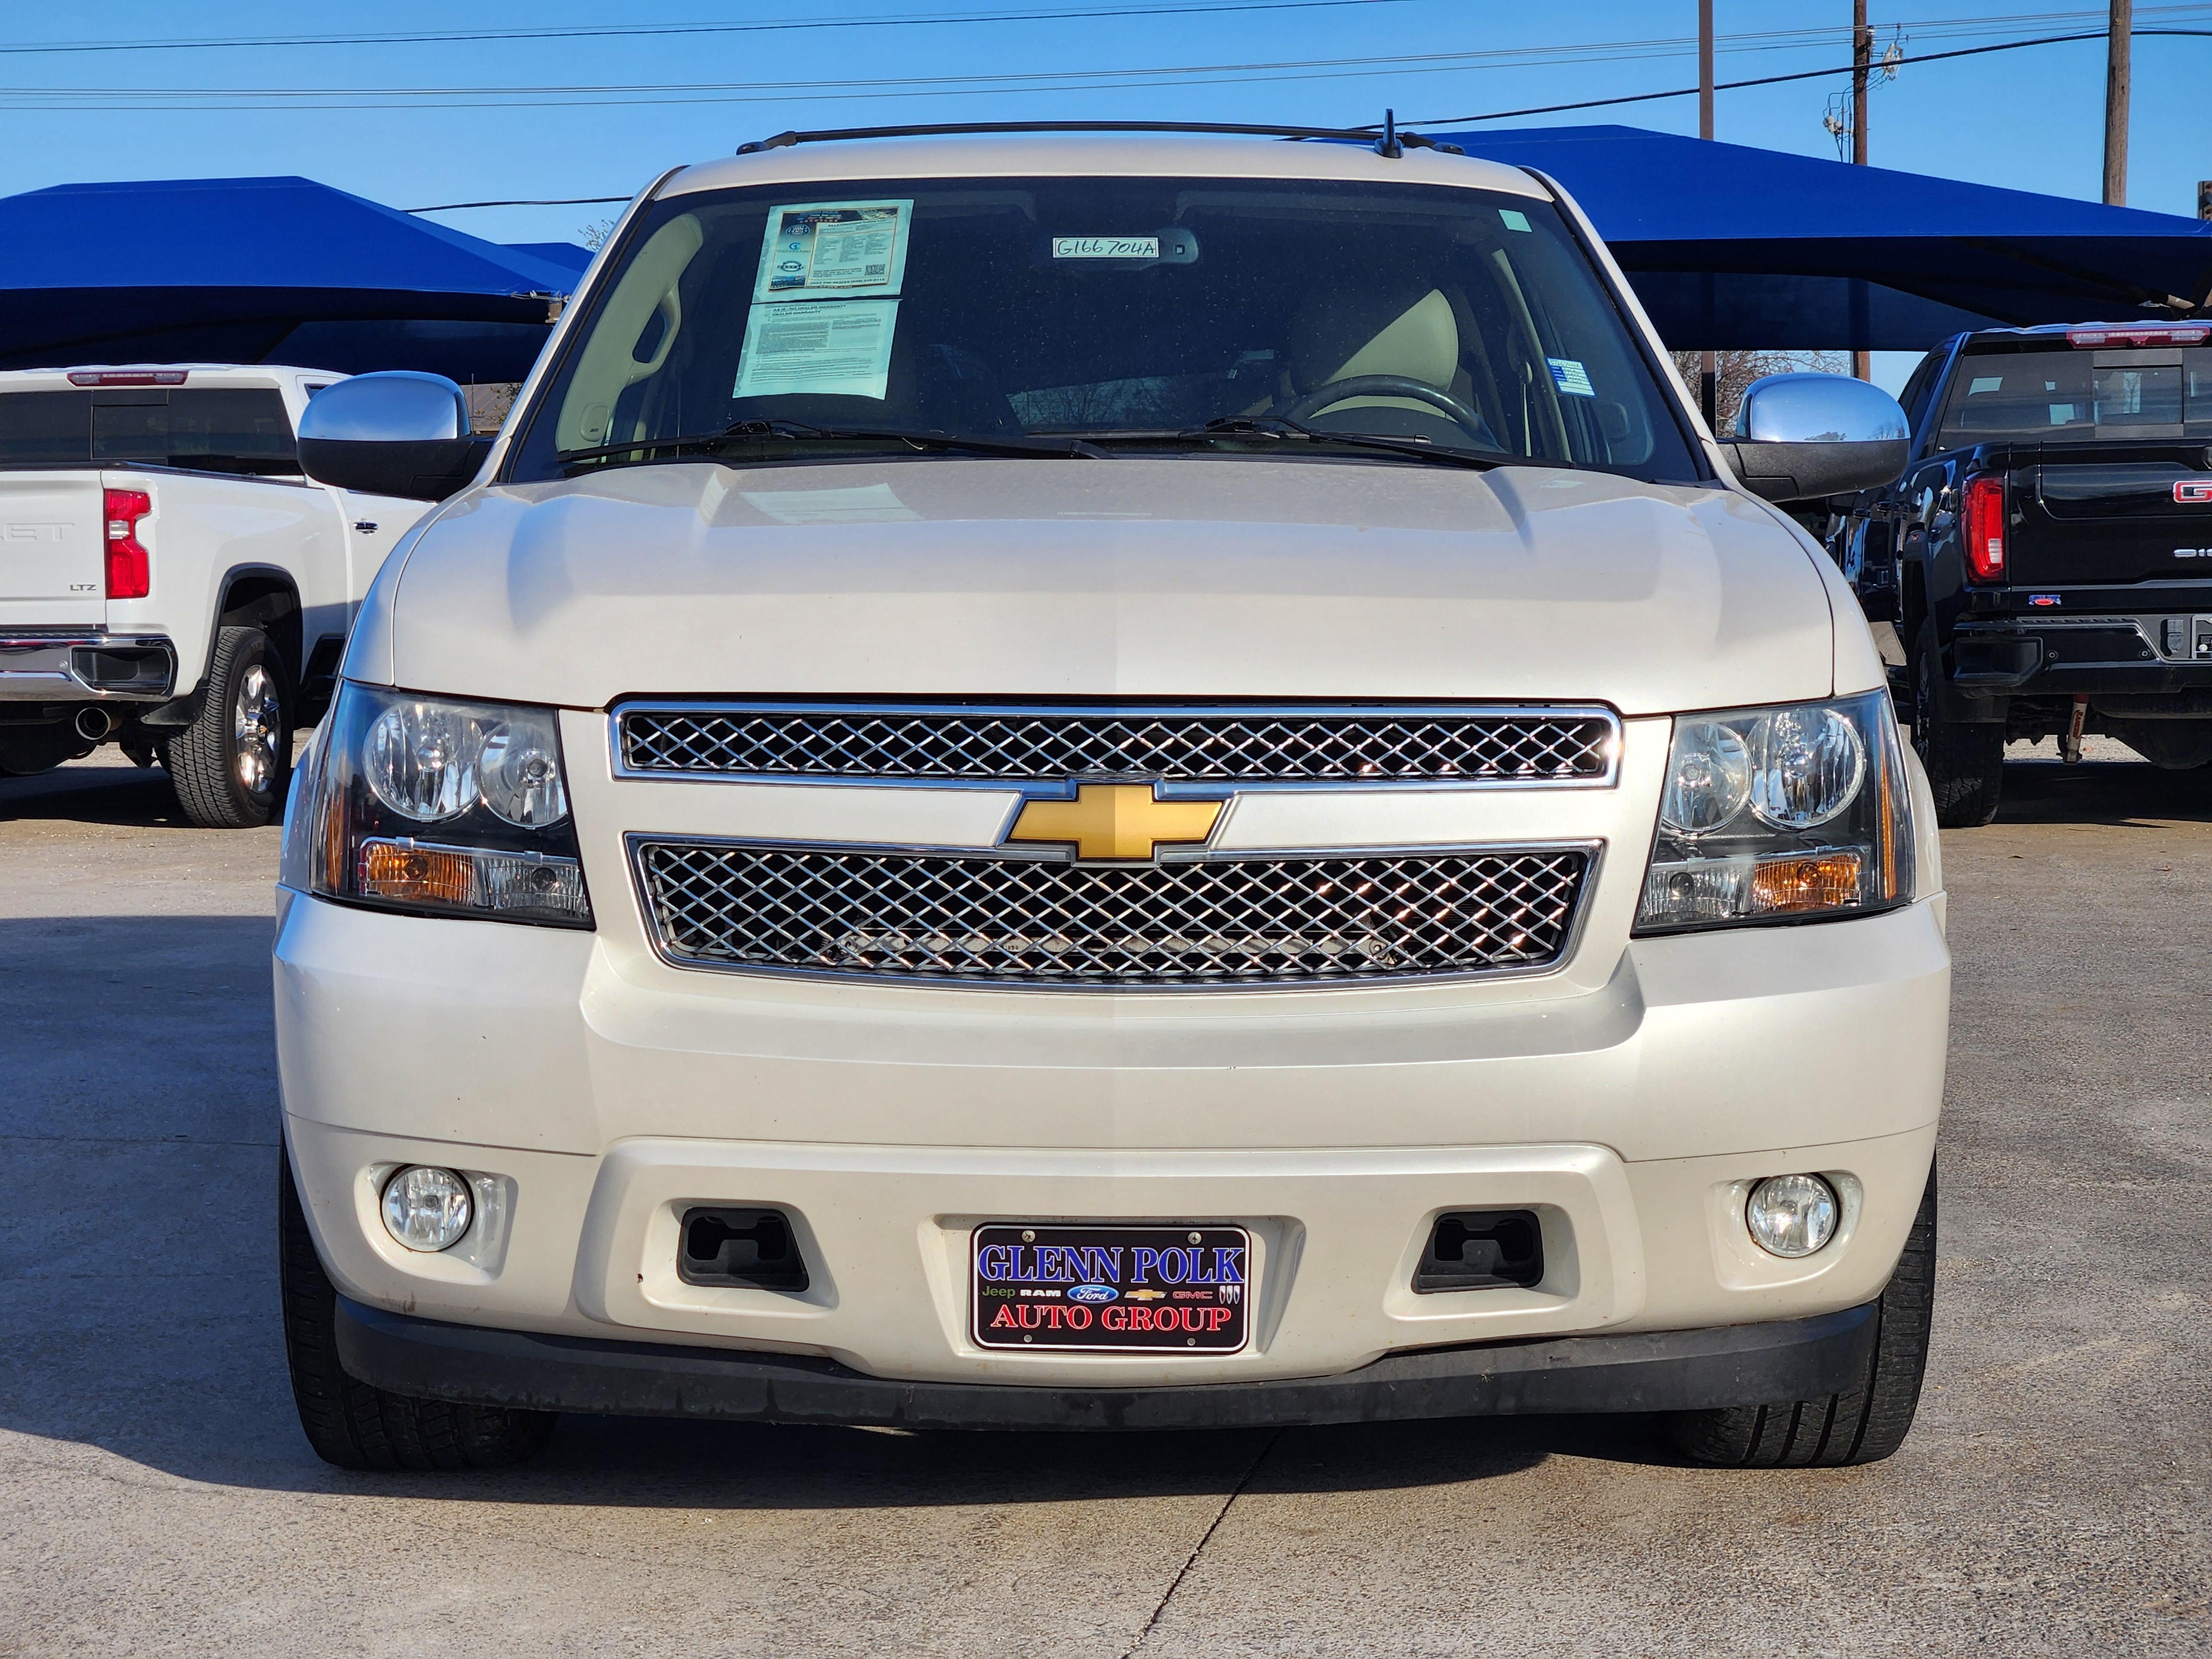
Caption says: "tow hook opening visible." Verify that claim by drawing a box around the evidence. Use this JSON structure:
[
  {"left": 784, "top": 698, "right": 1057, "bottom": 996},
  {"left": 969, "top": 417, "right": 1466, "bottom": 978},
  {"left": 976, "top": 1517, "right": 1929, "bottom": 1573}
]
[
  {"left": 677, "top": 1206, "right": 811, "bottom": 1292},
  {"left": 1412, "top": 1209, "right": 1544, "bottom": 1293}
]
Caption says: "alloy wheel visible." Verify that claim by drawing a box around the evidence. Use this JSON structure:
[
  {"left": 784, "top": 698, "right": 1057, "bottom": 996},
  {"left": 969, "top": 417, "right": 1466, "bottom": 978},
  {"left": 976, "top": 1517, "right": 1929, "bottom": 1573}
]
[{"left": 233, "top": 662, "right": 284, "bottom": 795}]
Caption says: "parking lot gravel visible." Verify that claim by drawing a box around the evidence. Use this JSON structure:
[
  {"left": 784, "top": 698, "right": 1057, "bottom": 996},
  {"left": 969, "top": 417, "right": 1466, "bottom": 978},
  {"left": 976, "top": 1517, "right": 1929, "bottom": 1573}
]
[{"left": 2, "top": 747, "right": 2206, "bottom": 1658}]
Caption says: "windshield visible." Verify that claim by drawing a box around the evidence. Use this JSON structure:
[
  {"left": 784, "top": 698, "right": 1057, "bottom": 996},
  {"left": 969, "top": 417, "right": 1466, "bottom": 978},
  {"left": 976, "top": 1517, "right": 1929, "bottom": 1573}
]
[
  {"left": 1935, "top": 346, "right": 2212, "bottom": 446},
  {"left": 505, "top": 174, "right": 1698, "bottom": 483}
]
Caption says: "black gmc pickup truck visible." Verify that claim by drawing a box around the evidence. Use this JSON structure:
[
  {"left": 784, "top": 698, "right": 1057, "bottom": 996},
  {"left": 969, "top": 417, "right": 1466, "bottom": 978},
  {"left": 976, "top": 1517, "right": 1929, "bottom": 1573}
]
[{"left": 1832, "top": 321, "right": 2212, "bottom": 825}]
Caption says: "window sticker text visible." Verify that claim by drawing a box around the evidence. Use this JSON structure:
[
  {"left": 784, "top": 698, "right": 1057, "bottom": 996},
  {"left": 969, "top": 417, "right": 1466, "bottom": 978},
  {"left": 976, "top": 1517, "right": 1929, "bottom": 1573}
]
[
  {"left": 754, "top": 200, "right": 912, "bottom": 302},
  {"left": 1052, "top": 236, "right": 1161, "bottom": 260},
  {"left": 734, "top": 298, "right": 899, "bottom": 400}
]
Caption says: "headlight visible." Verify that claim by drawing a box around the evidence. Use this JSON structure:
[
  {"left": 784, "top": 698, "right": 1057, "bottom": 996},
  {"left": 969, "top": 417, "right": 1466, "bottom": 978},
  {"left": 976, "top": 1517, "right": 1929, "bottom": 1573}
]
[
  {"left": 296, "top": 681, "right": 593, "bottom": 928},
  {"left": 1636, "top": 691, "right": 1911, "bottom": 934}
]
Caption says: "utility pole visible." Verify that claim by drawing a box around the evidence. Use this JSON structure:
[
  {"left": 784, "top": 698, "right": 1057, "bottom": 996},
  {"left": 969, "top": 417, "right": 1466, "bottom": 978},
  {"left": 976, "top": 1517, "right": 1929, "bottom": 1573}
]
[
  {"left": 1699, "top": 0, "right": 1715, "bottom": 140},
  {"left": 1698, "top": 0, "right": 1717, "bottom": 430},
  {"left": 1851, "top": 0, "right": 1870, "bottom": 169},
  {"left": 2104, "top": 0, "right": 2131, "bottom": 206},
  {"left": 1851, "top": 0, "right": 1871, "bottom": 380}
]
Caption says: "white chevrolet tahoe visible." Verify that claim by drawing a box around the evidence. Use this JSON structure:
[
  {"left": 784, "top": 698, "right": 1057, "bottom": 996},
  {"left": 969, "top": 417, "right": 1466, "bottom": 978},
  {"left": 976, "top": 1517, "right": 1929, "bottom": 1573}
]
[
  {"left": 273, "top": 128, "right": 1948, "bottom": 1472},
  {"left": 0, "top": 364, "right": 450, "bottom": 825}
]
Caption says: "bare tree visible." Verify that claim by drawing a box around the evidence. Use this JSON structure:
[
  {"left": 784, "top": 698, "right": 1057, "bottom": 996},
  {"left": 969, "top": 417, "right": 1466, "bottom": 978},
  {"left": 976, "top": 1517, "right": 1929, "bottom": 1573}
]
[
  {"left": 1670, "top": 349, "right": 1850, "bottom": 434},
  {"left": 463, "top": 383, "right": 521, "bottom": 434}
]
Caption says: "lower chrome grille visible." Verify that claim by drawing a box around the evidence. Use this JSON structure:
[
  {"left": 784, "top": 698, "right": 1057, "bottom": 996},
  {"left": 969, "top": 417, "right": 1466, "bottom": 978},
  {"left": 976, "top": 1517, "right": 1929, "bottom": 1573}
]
[{"left": 630, "top": 840, "right": 1594, "bottom": 987}]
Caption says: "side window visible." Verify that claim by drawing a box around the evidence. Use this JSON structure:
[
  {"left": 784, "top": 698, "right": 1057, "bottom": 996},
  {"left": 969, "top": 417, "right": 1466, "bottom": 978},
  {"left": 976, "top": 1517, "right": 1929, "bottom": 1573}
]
[{"left": 1896, "top": 352, "right": 1941, "bottom": 444}]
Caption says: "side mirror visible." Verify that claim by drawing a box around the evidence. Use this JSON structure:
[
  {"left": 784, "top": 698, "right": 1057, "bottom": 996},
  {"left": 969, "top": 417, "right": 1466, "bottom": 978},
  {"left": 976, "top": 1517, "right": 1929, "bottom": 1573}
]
[
  {"left": 1722, "top": 373, "right": 1908, "bottom": 504},
  {"left": 298, "top": 372, "right": 493, "bottom": 502}
]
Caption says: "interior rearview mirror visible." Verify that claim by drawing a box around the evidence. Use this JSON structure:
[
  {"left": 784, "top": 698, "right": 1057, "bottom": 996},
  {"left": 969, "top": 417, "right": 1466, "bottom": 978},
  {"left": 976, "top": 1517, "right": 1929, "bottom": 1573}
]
[
  {"left": 298, "top": 371, "right": 493, "bottom": 502},
  {"left": 1722, "top": 372, "right": 1909, "bottom": 505}
]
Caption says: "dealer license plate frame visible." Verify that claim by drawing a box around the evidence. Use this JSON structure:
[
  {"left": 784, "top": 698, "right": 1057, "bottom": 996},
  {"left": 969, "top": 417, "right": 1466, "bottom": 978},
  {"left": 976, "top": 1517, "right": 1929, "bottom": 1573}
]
[{"left": 969, "top": 1223, "right": 1252, "bottom": 1354}]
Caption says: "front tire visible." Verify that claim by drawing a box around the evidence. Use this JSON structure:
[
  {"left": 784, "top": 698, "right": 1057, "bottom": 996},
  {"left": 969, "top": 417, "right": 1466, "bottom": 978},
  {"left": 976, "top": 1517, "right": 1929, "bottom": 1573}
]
[
  {"left": 279, "top": 1149, "right": 556, "bottom": 1471},
  {"left": 1666, "top": 1162, "right": 1937, "bottom": 1468},
  {"left": 168, "top": 625, "right": 292, "bottom": 828},
  {"left": 1912, "top": 628, "right": 2003, "bottom": 827}
]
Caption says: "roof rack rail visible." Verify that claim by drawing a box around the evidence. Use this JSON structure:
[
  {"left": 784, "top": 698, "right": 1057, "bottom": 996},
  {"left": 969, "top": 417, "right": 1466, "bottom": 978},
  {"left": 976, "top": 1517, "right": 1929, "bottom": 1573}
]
[{"left": 734, "top": 116, "right": 1464, "bottom": 158}]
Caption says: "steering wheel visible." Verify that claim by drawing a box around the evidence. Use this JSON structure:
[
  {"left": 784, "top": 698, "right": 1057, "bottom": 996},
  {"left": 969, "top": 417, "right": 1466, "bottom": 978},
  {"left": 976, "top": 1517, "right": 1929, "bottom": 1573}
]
[{"left": 1276, "top": 374, "right": 1493, "bottom": 445}]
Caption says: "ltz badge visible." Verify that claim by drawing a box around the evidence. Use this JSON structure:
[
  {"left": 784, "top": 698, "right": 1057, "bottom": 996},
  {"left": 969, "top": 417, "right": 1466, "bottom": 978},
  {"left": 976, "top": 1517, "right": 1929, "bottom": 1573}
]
[{"left": 971, "top": 1224, "right": 1251, "bottom": 1352}]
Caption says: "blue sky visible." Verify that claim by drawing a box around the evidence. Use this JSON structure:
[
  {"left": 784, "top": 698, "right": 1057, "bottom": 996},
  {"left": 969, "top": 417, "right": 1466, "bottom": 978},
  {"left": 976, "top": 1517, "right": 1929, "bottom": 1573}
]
[{"left": 6, "top": 2, "right": 2207, "bottom": 391}]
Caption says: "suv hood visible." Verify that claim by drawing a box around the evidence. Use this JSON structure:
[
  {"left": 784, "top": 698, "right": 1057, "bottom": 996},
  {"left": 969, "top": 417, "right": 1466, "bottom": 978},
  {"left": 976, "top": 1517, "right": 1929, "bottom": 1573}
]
[{"left": 374, "top": 458, "right": 1843, "bottom": 714}]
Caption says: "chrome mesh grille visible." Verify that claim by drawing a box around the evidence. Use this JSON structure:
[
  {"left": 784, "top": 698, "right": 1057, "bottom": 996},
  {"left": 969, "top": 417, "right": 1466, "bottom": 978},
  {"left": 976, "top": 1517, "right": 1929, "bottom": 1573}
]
[
  {"left": 617, "top": 705, "right": 1615, "bottom": 784},
  {"left": 632, "top": 842, "right": 1592, "bottom": 987}
]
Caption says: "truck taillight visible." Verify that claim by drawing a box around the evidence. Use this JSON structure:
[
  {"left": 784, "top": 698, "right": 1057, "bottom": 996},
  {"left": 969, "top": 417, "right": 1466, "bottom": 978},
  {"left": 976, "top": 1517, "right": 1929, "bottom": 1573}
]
[
  {"left": 2064, "top": 325, "right": 2210, "bottom": 348},
  {"left": 105, "top": 488, "right": 152, "bottom": 599},
  {"left": 1961, "top": 473, "right": 2005, "bottom": 583}
]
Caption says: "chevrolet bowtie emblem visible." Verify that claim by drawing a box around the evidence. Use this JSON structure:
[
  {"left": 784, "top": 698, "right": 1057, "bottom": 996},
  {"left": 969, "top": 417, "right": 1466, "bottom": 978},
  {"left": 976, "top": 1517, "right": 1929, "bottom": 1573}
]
[{"left": 1004, "top": 783, "right": 1224, "bottom": 860}]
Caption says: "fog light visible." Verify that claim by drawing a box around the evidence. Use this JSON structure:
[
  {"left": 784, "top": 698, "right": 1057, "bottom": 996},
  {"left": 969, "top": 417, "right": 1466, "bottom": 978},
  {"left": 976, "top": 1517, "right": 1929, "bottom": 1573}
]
[
  {"left": 380, "top": 1166, "right": 473, "bottom": 1252},
  {"left": 1745, "top": 1173, "right": 1838, "bottom": 1258}
]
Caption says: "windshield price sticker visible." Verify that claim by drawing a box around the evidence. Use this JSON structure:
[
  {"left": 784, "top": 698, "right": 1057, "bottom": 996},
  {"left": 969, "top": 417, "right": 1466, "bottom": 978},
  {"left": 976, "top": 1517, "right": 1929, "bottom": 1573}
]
[
  {"left": 733, "top": 298, "right": 899, "bottom": 400},
  {"left": 1052, "top": 236, "right": 1161, "bottom": 260},
  {"left": 754, "top": 200, "right": 913, "bottom": 301},
  {"left": 972, "top": 1224, "right": 1250, "bottom": 1353}
]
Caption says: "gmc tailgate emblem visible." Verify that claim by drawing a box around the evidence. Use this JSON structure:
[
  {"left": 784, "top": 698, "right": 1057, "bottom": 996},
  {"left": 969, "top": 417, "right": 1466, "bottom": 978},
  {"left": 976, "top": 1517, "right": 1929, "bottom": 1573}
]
[{"left": 2174, "top": 481, "right": 2212, "bottom": 503}]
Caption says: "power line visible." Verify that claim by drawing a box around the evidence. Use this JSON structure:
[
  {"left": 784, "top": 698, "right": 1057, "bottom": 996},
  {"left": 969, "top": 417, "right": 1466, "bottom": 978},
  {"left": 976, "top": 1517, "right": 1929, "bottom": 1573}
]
[
  {"left": 1407, "top": 26, "right": 2212, "bottom": 127},
  {"left": 9, "top": 20, "right": 2203, "bottom": 111},
  {"left": 4, "top": 12, "right": 2205, "bottom": 116},
  {"left": 410, "top": 196, "right": 633, "bottom": 212},
  {"left": 398, "top": 23, "right": 2212, "bottom": 210},
  {"left": 0, "top": 0, "right": 1423, "bottom": 57},
  {"left": 0, "top": 46, "right": 1770, "bottom": 102},
  {"left": 6, "top": 1, "right": 2204, "bottom": 61}
]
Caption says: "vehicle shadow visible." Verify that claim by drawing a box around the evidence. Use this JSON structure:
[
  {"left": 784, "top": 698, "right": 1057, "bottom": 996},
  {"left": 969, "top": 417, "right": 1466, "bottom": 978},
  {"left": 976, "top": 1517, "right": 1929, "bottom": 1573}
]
[{"left": 0, "top": 755, "right": 187, "bottom": 827}]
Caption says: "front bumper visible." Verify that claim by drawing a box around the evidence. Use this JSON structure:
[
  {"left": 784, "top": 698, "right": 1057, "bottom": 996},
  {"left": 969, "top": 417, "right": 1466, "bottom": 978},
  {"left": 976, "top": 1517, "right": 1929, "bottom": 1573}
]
[
  {"left": 0, "top": 632, "right": 175, "bottom": 702},
  {"left": 276, "top": 877, "right": 1948, "bottom": 1395},
  {"left": 335, "top": 1294, "right": 1880, "bottom": 1430}
]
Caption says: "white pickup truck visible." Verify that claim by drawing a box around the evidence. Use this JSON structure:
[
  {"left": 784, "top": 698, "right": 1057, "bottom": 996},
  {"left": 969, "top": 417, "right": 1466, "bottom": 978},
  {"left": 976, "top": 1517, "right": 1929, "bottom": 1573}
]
[{"left": 0, "top": 364, "right": 451, "bottom": 826}]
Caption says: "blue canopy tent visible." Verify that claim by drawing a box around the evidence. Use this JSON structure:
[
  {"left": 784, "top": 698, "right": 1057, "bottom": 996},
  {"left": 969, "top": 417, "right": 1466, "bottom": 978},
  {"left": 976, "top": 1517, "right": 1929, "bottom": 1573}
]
[
  {"left": 0, "top": 176, "right": 591, "bottom": 380},
  {"left": 1434, "top": 125, "right": 2212, "bottom": 351},
  {"left": 503, "top": 242, "right": 597, "bottom": 278}
]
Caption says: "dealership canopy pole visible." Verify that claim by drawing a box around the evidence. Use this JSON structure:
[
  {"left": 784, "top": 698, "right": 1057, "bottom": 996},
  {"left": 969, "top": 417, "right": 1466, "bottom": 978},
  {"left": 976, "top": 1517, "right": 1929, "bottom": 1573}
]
[
  {"left": 1852, "top": 0, "right": 1872, "bottom": 379},
  {"left": 1698, "top": 0, "right": 1718, "bottom": 430},
  {"left": 2105, "top": 0, "right": 2131, "bottom": 206}
]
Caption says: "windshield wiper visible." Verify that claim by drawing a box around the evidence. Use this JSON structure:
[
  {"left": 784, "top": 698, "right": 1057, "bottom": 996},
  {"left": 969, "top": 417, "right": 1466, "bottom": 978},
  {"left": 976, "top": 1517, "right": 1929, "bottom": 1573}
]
[
  {"left": 556, "top": 419, "right": 1106, "bottom": 468},
  {"left": 1170, "top": 415, "right": 1506, "bottom": 471}
]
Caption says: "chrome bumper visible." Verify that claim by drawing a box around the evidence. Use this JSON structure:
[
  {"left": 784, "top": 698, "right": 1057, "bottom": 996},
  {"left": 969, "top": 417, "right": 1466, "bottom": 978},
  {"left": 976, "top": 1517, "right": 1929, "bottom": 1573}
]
[{"left": 0, "top": 633, "right": 176, "bottom": 702}]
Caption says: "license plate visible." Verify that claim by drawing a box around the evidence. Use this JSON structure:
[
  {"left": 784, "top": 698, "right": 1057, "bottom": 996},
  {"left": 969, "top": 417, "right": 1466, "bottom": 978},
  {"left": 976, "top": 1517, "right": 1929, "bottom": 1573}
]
[{"left": 971, "top": 1224, "right": 1251, "bottom": 1353}]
